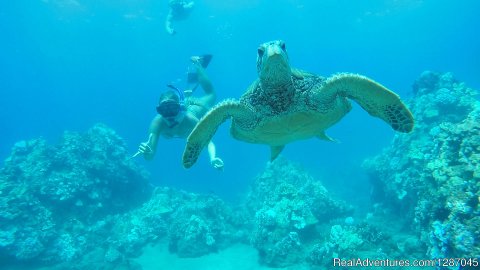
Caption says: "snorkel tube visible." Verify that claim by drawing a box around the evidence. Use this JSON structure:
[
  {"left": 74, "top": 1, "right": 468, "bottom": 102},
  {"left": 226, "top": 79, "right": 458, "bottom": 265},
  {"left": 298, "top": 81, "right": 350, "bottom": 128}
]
[{"left": 166, "top": 84, "right": 185, "bottom": 106}]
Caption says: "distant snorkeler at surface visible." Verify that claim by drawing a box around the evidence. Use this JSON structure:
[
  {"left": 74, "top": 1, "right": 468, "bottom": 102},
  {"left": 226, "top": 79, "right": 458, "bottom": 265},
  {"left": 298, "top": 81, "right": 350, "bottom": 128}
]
[
  {"left": 165, "top": 0, "right": 194, "bottom": 35},
  {"left": 133, "top": 55, "right": 224, "bottom": 170}
]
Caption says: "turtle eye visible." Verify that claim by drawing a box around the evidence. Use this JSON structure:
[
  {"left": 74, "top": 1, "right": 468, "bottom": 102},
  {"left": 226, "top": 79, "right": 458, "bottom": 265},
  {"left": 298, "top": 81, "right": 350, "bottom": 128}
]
[
  {"left": 280, "top": 42, "right": 286, "bottom": 51},
  {"left": 257, "top": 47, "right": 265, "bottom": 57}
]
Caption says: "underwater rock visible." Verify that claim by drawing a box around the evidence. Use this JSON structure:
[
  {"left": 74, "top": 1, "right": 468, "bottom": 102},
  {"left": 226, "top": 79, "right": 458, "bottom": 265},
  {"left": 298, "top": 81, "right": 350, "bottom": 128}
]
[
  {"left": 0, "top": 124, "right": 249, "bottom": 268},
  {"left": 408, "top": 71, "right": 475, "bottom": 128},
  {"left": 246, "top": 157, "right": 353, "bottom": 267},
  {"left": 329, "top": 225, "right": 363, "bottom": 254},
  {"left": 364, "top": 71, "right": 480, "bottom": 259},
  {"left": 306, "top": 219, "right": 413, "bottom": 268},
  {"left": 167, "top": 189, "right": 246, "bottom": 258},
  {"left": 106, "top": 186, "right": 246, "bottom": 259},
  {"left": 0, "top": 123, "right": 248, "bottom": 268},
  {"left": 105, "top": 187, "right": 175, "bottom": 257},
  {"left": 0, "top": 124, "right": 152, "bottom": 264}
]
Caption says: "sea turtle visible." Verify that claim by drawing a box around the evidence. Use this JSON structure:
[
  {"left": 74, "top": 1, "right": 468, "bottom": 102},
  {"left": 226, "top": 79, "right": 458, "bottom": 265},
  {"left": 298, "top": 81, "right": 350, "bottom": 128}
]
[{"left": 182, "top": 40, "right": 414, "bottom": 168}]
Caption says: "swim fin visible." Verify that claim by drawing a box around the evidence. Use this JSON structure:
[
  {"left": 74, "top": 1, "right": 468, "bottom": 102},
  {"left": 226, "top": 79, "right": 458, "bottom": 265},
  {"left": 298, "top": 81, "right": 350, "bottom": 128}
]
[{"left": 198, "top": 54, "right": 213, "bottom": 68}]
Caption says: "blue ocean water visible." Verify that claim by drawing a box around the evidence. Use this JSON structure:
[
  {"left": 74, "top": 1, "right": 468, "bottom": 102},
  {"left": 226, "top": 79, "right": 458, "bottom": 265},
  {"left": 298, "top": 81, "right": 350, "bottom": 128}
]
[
  {"left": 0, "top": 0, "right": 480, "bottom": 269},
  {"left": 1, "top": 0, "right": 479, "bottom": 204}
]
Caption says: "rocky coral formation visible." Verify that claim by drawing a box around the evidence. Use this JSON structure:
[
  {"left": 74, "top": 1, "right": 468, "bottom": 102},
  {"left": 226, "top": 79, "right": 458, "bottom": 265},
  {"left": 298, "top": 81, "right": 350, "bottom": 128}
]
[
  {"left": 103, "top": 188, "right": 172, "bottom": 259},
  {"left": 0, "top": 124, "right": 246, "bottom": 268},
  {"left": 44, "top": 186, "right": 245, "bottom": 269},
  {"left": 0, "top": 124, "right": 152, "bottom": 265},
  {"left": 245, "top": 158, "right": 426, "bottom": 269},
  {"left": 81, "top": 185, "right": 246, "bottom": 264},
  {"left": 245, "top": 157, "right": 353, "bottom": 267},
  {"left": 364, "top": 71, "right": 480, "bottom": 259},
  {"left": 3, "top": 75, "right": 478, "bottom": 270},
  {"left": 306, "top": 214, "right": 428, "bottom": 269},
  {"left": 167, "top": 188, "right": 246, "bottom": 257}
]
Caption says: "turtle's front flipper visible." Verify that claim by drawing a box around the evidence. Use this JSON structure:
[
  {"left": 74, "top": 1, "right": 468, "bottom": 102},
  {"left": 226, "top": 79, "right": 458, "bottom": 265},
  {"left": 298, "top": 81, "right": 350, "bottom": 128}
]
[
  {"left": 320, "top": 73, "right": 414, "bottom": 133},
  {"left": 183, "top": 99, "right": 254, "bottom": 168}
]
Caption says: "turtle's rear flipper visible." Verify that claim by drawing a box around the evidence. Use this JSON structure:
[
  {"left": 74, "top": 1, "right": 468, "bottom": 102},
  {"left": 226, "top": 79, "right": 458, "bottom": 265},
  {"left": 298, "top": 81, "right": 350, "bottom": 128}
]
[
  {"left": 320, "top": 73, "right": 414, "bottom": 133},
  {"left": 270, "top": 145, "right": 285, "bottom": 161}
]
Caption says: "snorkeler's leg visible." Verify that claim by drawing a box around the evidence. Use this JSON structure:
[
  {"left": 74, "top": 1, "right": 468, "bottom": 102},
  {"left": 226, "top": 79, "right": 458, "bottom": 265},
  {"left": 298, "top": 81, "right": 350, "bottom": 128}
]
[
  {"left": 189, "top": 57, "right": 216, "bottom": 107},
  {"left": 192, "top": 57, "right": 214, "bottom": 95},
  {"left": 186, "top": 55, "right": 213, "bottom": 94}
]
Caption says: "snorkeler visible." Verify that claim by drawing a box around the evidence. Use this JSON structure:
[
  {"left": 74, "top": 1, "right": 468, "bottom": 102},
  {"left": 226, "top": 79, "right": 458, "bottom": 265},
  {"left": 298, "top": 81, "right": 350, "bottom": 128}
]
[
  {"left": 135, "top": 55, "right": 224, "bottom": 170},
  {"left": 165, "top": 0, "right": 194, "bottom": 35}
]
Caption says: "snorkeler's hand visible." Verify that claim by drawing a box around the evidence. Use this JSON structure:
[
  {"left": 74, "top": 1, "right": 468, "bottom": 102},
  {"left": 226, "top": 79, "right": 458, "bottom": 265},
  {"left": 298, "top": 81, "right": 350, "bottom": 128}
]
[
  {"left": 139, "top": 134, "right": 154, "bottom": 155},
  {"left": 130, "top": 142, "right": 153, "bottom": 160},
  {"left": 138, "top": 142, "right": 153, "bottom": 155},
  {"left": 210, "top": 157, "right": 224, "bottom": 170},
  {"left": 130, "top": 134, "right": 155, "bottom": 160}
]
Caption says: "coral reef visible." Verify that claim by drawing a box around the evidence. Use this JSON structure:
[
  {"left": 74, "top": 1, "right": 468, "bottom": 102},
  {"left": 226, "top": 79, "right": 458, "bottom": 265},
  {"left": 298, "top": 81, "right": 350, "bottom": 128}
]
[
  {"left": 306, "top": 216, "right": 426, "bottom": 268},
  {"left": 0, "top": 124, "right": 152, "bottom": 265},
  {"left": 167, "top": 189, "right": 246, "bottom": 257},
  {"left": 103, "top": 188, "right": 172, "bottom": 258},
  {"left": 44, "top": 186, "right": 245, "bottom": 269},
  {"left": 365, "top": 71, "right": 480, "bottom": 259},
  {"left": 0, "top": 124, "right": 246, "bottom": 268},
  {"left": 245, "top": 158, "right": 427, "bottom": 269},
  {"left": 245, "top": 157, "right": 353, "bottom": 267},
  {"left": 90, "top": 185, "right": 246, "bottom": 261},
  {"left": 2, "top": 73, "right": 478, "bottom": 270}
]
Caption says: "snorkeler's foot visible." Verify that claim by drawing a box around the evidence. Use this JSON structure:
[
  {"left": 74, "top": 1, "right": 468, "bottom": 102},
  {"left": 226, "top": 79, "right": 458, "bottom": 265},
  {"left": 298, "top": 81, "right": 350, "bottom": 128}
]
[
  {"left": 190, "top": 54, "right": 212, "bottom": 68},
  {"left": 190, "top": 56, "right": 201, "bottom": 64}
]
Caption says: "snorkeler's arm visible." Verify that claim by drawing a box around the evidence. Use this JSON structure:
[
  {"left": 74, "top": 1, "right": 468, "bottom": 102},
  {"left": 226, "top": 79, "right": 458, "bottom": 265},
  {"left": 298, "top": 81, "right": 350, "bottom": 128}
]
[
  {"left": 207, "top": 141, "right": 216, "bottom": 161},
  {"left": 142, "top": 115, "right": 163, "bottom": 160},
  {"left": 207, "top": 141, "right": 224, "bottom": 170}
]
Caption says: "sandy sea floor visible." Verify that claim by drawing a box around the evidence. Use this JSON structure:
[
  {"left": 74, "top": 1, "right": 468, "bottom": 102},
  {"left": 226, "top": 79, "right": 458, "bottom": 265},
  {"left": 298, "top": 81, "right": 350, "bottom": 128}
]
[{"left": 134, "top": 241, "right": 308, "bottom": 270}]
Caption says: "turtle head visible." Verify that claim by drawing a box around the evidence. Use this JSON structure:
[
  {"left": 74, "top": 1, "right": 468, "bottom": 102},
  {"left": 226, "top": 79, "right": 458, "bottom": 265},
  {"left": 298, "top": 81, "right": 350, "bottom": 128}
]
[{"left": 256, "top": 40, "right": 292, "bottom": 89}]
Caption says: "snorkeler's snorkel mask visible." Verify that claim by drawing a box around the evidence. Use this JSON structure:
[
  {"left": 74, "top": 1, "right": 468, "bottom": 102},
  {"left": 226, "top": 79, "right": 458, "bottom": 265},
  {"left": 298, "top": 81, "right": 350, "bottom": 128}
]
[{"left": 156, "top": 84, "right": 186, "bottom": 118}]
